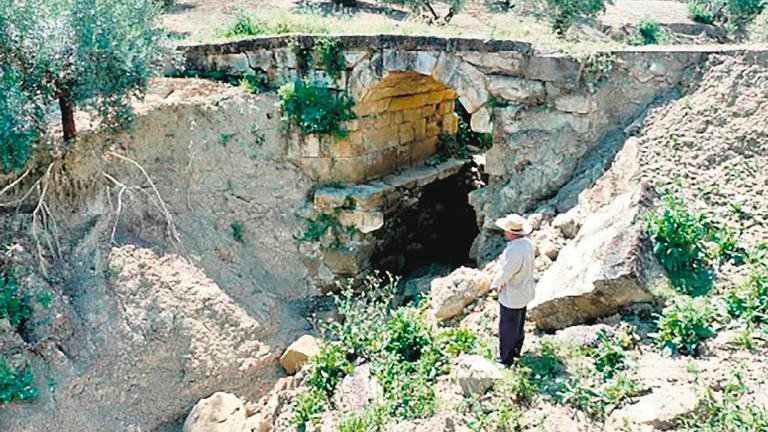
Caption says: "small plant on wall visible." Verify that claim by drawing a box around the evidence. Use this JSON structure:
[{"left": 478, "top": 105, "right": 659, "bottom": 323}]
[
  {"left": 278, "top": 80, "right": 356, "bottom": 137},
  {"left": 315, "top": 37, "right": 346, "bottom": 81}
]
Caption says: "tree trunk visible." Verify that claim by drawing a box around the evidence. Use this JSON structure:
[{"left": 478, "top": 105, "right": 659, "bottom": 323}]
[{"left": 59, "top": 95, "right": 76, "bottom": 142}]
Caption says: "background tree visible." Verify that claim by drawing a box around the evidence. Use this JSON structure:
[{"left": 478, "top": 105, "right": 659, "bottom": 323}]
[
  {"left": 382, "top": 0, "right": 465, "bottom": 23},
  {"left": 539, "top": 0, "right": 612, "bottom": 36},
  {"left": 0, "top": 0, "right": 168, "bottom": 173}
]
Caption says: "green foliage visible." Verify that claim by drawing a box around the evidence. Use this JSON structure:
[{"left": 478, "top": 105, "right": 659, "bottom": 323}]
[
  {"left": 558, "top": 373, "right": 641, "bottom": 419},
  {"left": 338, "top": 403, "right": 389, "bottom": 432},
  {"left": 219, "top": 11, "right": 270, "bottom": 37},
  {"left": 518, "top": 339, "right": 567, "bottom": 393},
  {"left": 681, "top": 370, "right": 768, "bottom": 431},
  {"left": 288, "top": 37, "right": 314, "bottom": 76},
  {"left": 315, "top": 37, "right": 346, "bottom": 81},
  {"left": 0, "top": 358, "right": 38, "bottom": 406},
  {"left": 652, "top": 296, "right": 717, "bottom": 355},
  {"left": 437, "top": 327, "right": 479, "bottom": 356},
  {"left": 581, "top": 51, "right": 618, "bottom": 83},
  {"left": 298, "top": 211, "right": 360, "bottom": 250},
  {"left": 239, "top": 72, "right": 270, "bottom": 94},
  {"left": 0, "top": 0, "right": 167, "bottom": 163},
  {"left": 583, "top": 331, "right": 628, "bottom": 379},
  {"left": 290, "top": 389, "right": 328, "bottom": 432},
  {"left": 230, "top": 221, "right": 244, "bottom": 243},
  {"left": 278, "top": 80, "right": 356, "bottom": 136},
  {"left": 724, "top": 263, "right": 768, "bottom": 324},
  {"left": 645, "top": 193, "right": 714, "bottom": 295},
  {"left": 541, "top": 0, "right": 611, "bottom": 35},
  {"left": 384, "top": 307, "right": 433, "bottom": 362},
  {"left": 689, "top": 0, "right": 718, "bottom": 23},
  {"left": 496, "top": 365, "right": 540, "bottom": 406},
  {"left": 218, "top": 133, "right": 236, "bottom": 147},
  {"left": 0, "top": 271, "right": 32, "bottom": 328},
  {"left": 306, "top": 342, "right": 353, "bottom": 398},
  {"left": 462, "top": 394, "right": 522, "bottom": 432},
  {"left": 727, "top": 0, "right": 764, "bottom": 21},
  {"left": 630, "top": 19, "right": 667, "bottom": 45}
]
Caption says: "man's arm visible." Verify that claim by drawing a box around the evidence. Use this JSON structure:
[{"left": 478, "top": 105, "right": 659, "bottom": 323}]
[{"left": 491, "top": 246, "right": 523, "bottom": 290}]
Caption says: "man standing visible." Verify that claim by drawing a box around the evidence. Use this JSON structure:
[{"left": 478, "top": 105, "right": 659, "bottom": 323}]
[{"left": 491, "top": 214, "right": 535, "bottom": 366}]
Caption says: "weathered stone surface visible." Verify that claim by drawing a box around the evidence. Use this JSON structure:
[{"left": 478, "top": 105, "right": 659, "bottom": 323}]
[
  {"left": 386, "top": 413, "right": 456, "bottom": 432},
  {"left": 524, "top": 55, "right": 582, "bottom": 86},
  {"left": 553, "top": 324, "right": 616, "bottom": 347},
  {"left": 487, "top": 76, "right": 545, "bottom": 103},
  {"left": 383, "top": 50, "right": 439, "bottom": 76},
  {"left": 555, "top": 94, "right": 594, "bottom": 114},
  {"left": 451, "top": 354, "right": 503, "bottom": 396},
  {"left": 429, "top": 267, "right": 493, "bottom": 321},
  {"left": 470, "top": 107, "right": 493, "bottom": 133},
  {"left": 322, "top": 243, "right": 375, "bottom": 275},
  {"left": 459, "top": 51, "right": 526, "bottom": 75},
  {"left": 608, "top": 386, "right": 698, "bottom": 430},
  {"left": 529, "top": 187, "right": 654, "bottom": 331},
  {"left": 551, "top": 208, "right": 582, "bottom": 239},
  {"left": 183, "top": 392, "right": 247, "bottom": 432},
  {"left": 334, "top": 364, "right": 383, "bottom": 412},
  {"left": 279, "top": 335, "right": 320, "bottom": 375}
]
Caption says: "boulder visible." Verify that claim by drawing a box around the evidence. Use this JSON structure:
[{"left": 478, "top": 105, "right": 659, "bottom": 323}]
[
  {"left": 529, "top": 187, "right": 654, "bottom": 331},
  {"left": 429, "top": 267, "right": 493, "bottom": 322},
  {"left": 451, "top": 354, "right": 503, "bottom": 396},
  {"left": 280, "top": 335, "right": 321, "bottom": 375},
  {"left": 183, "top": 392, "right": 247, "bottom": 432},
  {"left": 553, "top": 324, "right": 616, "bottom": 347},
  {"left": 608, "top": 386, "right": 698, "bottom": 430},
  {"left": 334, "top": 364, "right": 383, "bottom": 412},
  {"left": 551, "top": 209, "right": 581, "bottom": 239}
]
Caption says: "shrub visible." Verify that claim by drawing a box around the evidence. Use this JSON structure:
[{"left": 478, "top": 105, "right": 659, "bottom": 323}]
[
  {"left": 0, "top": 358, "right": 37, "bottom": 406},
  {"left": 384, "top": 307, "right": 433, "bottom": 362},
  {"left": 496, "top": 365, "right": 540, "bottom": 405},
  {"left": 630, "top": 19, "right": 667, "bottom": 45},
  {"left": 278, "top": 80, "right": 356, "bottom": 136},
  {"left": 338, "top": 403, "right": 390, "bottom": 432},
  {"left": 724, "top": 264, "right": 768, "bottom": 324},
  {"left": 645, "top": 193, "right": 714, "bottom": 295},
  {"left": 688, "top": 0, "right": 717, "bottom": 23},
  {"left": 583, "top": 331, "right": 628, "bottom": 379},
  {"left": 438, "top": 327, "right": 479, "bottom": 356},
  {"left": 541, "top": 0, "right": 611, "bottom": 36},
  {"left": 581, "top": 51, "right": 618, "bottom": 84},
  {"left": 219, "top": 12, "right": 269, "bottom": 38},
  {"left": 681, "top": 370, "right": 768, "bottom": 431},
  {"left": 0, "top": 271, "right": 32, "bottom": 328},
  {"left": 305, "top": 342, "right": 353, "bottom": 398},
  {"left": 519, "top": 339, "right": 567, "bottom": 392},
  {"left": 315, "top": 37, "right": 346, "bottom": 81},
  {"left": 291, "top": 389, "right": 328, "bottom": 432},
  {"left": 727, "top": 0, "right": 764, "bottom": 21},
  {"left": 652, "top": 296, "right": 717, "bottom": 355},
  {"left": 240, "top": 73, "right": 270, "bottom": 94},
  {"left": 558, "top": 373, "right": 641, "bottom": 419}
]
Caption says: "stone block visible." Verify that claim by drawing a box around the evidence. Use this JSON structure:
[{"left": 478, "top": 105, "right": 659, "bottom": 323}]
[
  {"left": 343, "top": 119, "right": 361, "bottom": 131},
  {"left": 301, "top": 135, "right": 321, "bottom": 158},
  {"left": 365, "top": 126, "right": 399, "bottom": 152},
  {"left": 438, "top": 100, "right": 455, "bottom": 115},
  {"left": 245, "top": 50, "right": 275, "bottom": 70},
  {"left": 338, "top": 210, "right": 385, "bottom": 234},
  {"left": 354, "top": 98, "right": 391, "bottom": 117},
  {"left": 365, "top": 148, "right": 398, "bottom": 179},
  {"left": 555, "top": 94, "right": 594, "bottom": 114},
  {"left": 382, "top": 50, "right": 439, "bottom": 76},
  {"left": 298, "top": 157, "right": 333, "bottom": 181},
  {"left": 332, "top": 135, "right": 363, "bottom": 158},
  {"left": 422, "top": 105, "right": 437, "bottom": 117},
  {"left": 331, "top": 157, "right": 367, "bottom": 183},
  {"left": 411, "top": 136, "right": 439, "bottom": 162},
  {"left": 459, "top": 51, "right": 526, "bottom": 75},
  {"left": 349, "top": 184, "right": 386, "bottom": 209},
  {"left": 314, "top": 187, "right": 351, "bottom": 212},
  {"left": 427, "top": 121, "right": 442, "bottom": 137},
  {"left": 403, "top": 107, "right": 423, "bottom": 122},
  {"left": 443, "top": 113, "right": 460, "bottom": 135},
  {"left": 450, "top": 62, "right": 488, "bottom": 113},
  {"left": 399, "top": 123, "right": 415, "bottom": 144},
  {"left": 413, "top": 118, "right": 427, "bottom": 140},
  {"left": 373, "top": 114, "right": 391, "bottom": 129},
  {"left": 390, "top": 93, "right": 432, "bottom": 111},
  {"left": 488, "top": 76, "right": 545, "bottom": 103},
  {"left": 426, "top": 89, "right": 459, "bottom": 105},
  {"left": 525, "top": 55, "right": 582, "bottom": 86},
  {"left": 323, "top": 244, "right": 374, "bottom": 275},
  {"left": 470, "top": 108, "right": 492, "bottom": 133}
]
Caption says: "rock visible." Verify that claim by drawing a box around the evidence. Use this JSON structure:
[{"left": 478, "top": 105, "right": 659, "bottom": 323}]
[
  {"left": 280, "top": 335, "right": 321, "bottom": 375},
  {"left": 551, "top": 209, "right": 581, "bottom": 239},
  {"left": 470, "top": 107, "right": 492, "bottom": 133},
  {"left": 334, "top": 364, "right": 383, "bottom": 412},
  {"left": 429, "top": 267, "right": 493, "bottom": 321},
  {"left": 183, "top": 392, "right": 247, "bottom": 432},
  {"left": 555, "top": 94, "right": 594, "bottom": 114},
  {"left": 529, "top": 187, "right": 655, "bottom": 331},
  {"left": 524, "top": 55, "right": 582, "bottom": 86},
  {"left": 487, "top": 76, "right": 545, "bottom": 104},
  {"left": 386, "top": 413, "right": 456, "bottom": 432},
  {"left": 538, "top": 240, "right": 561, "bottom": 261},
  {"left": 608, "top": 386, "right": 698, "bottom": 430},
  {"left": 526, "top": 213, "right": 547, "bottom": 230},
  {"left": 451, "top": 354, "right": 503, "bottom": 396},
  {"left": 553, "top": 324, "right": 616, "bottom": 347}
]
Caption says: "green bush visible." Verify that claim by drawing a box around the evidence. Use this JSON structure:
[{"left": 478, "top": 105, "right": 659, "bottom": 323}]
[
  {"left": 0, "top": 271, "right": 32, "bottom": 328},
  {"left": 645, "top": 193, "right": 714, "bottom": 295},
  {"left": 652, "top": 296, "right": 717, "bottom": 355},
  {"left": 681, "top": 370, "right": 768, "bottom": 431},
  {"left": 688, "top": 0, "right": 718, "bottom": 23},
  {"left": 557, "top": 373, "right": 641, "bottom": 419},
  {"left": 724, "top": 264, "right": 768, "bottom": 324},
  {"left": 384, "top": 307, "right": 433, "bottom": 362},
  {"left": 305, "top": 342, "right": 353, "bottom": 398},
  {"left": 0, "top": 358, "right": 37, "bottom": 406},
  {"left": 583, "top": 331, "right": 628, "bottom": 379},
  {"left": 290, "top": 389, "right": 328, "bottom": 432},
  {"left": 219, "top": 12, "right": 269, "bottom": 38},
  {"left": 315, "top": 37, "right": 346, "bottom": 81},
  {"left": 630, "top": 19, "right": 667, "bottom": 45},
  {"left": 239, "top": 73, "right": 270, "bottom": 94},
  {"left": 519, "top": 339, "right": 567, "bottom": 393},
  {"left": 727, "top": 0, "right": 764, "bottom": 21},
  {"left": 297, "top": 211, "right": 360, "bottom": 250},
  {"left": 278, "top": 80, "right": 356, "bottom": 136},
  {"left": 496, "top": 365, "right": 540, "bottom": 405},
  {"left": 438, "top": 327, "right": 479, "bottom": 356},
  {"left": 541, "top": 0, "right": 611, "bottom": 36},
  {"left": 338, "top": 403, "right": 389, "bottom": 432}
]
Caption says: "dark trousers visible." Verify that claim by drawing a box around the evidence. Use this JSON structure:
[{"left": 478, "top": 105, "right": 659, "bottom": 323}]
[{"left": 499, "top": 304, "right": 526, "bottom": 366}]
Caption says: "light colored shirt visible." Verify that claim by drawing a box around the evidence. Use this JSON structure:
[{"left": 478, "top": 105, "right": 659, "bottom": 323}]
[{"left": 492, "top": 237, "right": 535, "bottom": 309}]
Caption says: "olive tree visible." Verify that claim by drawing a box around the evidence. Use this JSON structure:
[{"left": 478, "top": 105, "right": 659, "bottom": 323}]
[
  {"left": 383, "top": 0, "right": 465, "bottom": 23},
  {"left": 0, "top": 0, "right": 167, "bottom": 173}
]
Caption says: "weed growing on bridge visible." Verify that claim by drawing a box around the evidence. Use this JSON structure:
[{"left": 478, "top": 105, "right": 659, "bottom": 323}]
[
  {"left": 297, "top": 211, "right": 360, "bottom": 250},
  {"left": 240, "top": 72, "right": 270, "bottom": 94},
  {"left": 581, "top": 51, "right": 618, "bottom": 84},
  {"left": 0, "top": 358, "right": 38, "bottom": 406},
  {"left": 315, "top": 37, "right": 346, "bottom": 81},
  {"left": 0, "top": 271, "right": 33, "bottom": 328},
  {"left": 278, "top": 80, "right": 356, "bottom": 137}
]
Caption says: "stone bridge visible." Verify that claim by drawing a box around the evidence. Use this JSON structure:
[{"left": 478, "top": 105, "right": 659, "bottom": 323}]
[{"left": 180, "top": 36, "right": 768, "bottom": 278}]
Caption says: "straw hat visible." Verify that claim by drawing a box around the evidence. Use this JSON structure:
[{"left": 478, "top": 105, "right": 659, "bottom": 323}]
[{"left": 494, "top": 214, "right": 532, "bottom": 236}]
